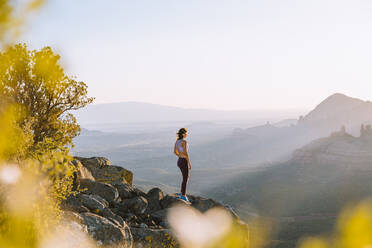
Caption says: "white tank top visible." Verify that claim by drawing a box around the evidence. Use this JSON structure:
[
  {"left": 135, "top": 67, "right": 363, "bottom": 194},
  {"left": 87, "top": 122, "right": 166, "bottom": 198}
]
[{"left": 176, "top": 139, "right": 187, "bottom": 153}]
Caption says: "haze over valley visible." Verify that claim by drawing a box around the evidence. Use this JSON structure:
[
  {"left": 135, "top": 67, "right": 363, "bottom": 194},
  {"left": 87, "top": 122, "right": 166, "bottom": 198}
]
[
  {"left": 73, "top": 94, "right": 372, "bottom": 190},
  {"left": 71, "top": 93, "right": 372, "bottom": 247}
]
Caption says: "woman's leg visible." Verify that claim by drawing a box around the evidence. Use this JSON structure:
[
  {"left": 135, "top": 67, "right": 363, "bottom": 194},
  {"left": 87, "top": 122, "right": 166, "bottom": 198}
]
[{"left": 177, "top": 158, "right": 190, "bottom": 195}]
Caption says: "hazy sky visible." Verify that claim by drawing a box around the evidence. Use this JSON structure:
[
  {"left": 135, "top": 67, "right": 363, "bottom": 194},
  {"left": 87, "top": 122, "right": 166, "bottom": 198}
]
[{"left": 21, "top": 0, "right": 372, "bottom": 110}]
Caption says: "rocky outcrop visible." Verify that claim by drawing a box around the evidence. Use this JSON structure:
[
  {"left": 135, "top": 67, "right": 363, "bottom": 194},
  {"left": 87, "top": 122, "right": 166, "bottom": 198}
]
[
  {"left": 80, "top": 212, "right": 133, "bottom": 248},
  {"left": 63, "top": 156, "right": 245, "bottom": 248},
  {"left": 131, "top": 228, "right": 176, "bottom": 248},
  {"left": 79, "top": 178, "right": 120, "bottom": 203},
  {"left": 75, "top": 157, "right": 133, "bottom": 185},
  {"left": 292, "top": 134, "right": 372, "bottom": 169}
]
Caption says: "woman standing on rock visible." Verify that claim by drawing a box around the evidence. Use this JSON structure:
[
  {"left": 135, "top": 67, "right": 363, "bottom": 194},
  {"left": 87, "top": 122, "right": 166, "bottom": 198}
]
[{"left": 174, "top": 128, "right": 192, "bottom": 203}]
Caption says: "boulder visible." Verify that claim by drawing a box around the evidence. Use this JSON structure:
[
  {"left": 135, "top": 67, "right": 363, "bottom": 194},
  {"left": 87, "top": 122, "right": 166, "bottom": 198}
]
[
  {"left": 75, "top": 157, "right": 133, "bottom": 185},
  {"left": 145, "top": 188, "right": 164, "bottom": 213},
  {"left": 79, "top": 178, "right": 119, "bottom": 203},
  {"left": 131, "top": 228, "right": 177, "bottom": 248},
  {"left": 118, "top": 213, "right": 137, "bottom": 225},
  {"left": 150, "top": 209, "right": 169, "bottom": 226},
  {"left": 62, "top": 210, "right": 86, "bottom": 226},
  {"left": 61, "top": 195, "right": 89, "bottom": 213},
  {"left": 79, "top": 193, "right": 108, "bottom": 212},
  {"left": 111, "top": 203, "right": 130, "bottom": 218},
  {"left": 97, "top": 165, "right": 133, "bottom": 186},
  {"left": 80, "top": 212, "right": 133, "bottom": 248},
  {"left": 72, "top": 159, "right": 95, "bottom": 181},
  {"left": 132, "top": 187, "right": 147, "bottom": 198},
  {"left": 76, "top": 157, "right": 111, "bottom": 167},
  {"left": 101, "top": 208, "right": 125, "bottom": 227},
  {"left": 115, "top": 183, "right": 136, "bottom": 200},
  {"left": 190, "top": 197, "right": 222, "bottom": 212},
  {"left": 160, "top": 194, "right": 188, "bottom": 209},
  {"left": 123, "top": 196, "right": 148, "bottom": 215}
]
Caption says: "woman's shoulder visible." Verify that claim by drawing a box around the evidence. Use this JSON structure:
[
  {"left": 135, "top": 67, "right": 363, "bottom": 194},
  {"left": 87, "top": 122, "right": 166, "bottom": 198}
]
[{"left": 176, "top": 139, "right": 187, "bottom": 144}]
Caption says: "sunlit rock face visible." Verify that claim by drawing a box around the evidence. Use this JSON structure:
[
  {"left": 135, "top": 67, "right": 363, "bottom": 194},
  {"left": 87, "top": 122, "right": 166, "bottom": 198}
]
[
  {"left": 74, "top": 157, "right": 133, "bottom": 185},
  {"left": 62, "top": 156, "right": 244, "bottom": 248}
]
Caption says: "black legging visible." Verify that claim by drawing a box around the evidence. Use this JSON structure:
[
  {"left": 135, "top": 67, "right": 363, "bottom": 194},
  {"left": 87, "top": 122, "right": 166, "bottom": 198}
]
[{"left": 177, "top": 157, "right": 189, "bottom": 195}]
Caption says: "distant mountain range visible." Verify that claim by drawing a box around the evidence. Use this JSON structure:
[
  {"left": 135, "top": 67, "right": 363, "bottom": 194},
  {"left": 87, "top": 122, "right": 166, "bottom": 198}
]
[
  {"left": 74, "top": 101, "right": 304, "bottom": 125},
  {"left": 214, "top": 93, "right": 372, "bottom": 165},
  {"left": 206, "top": 94, "right": 372, "bottom": 213},
  {"left": 205, "top": 96, "right": 372, "bottom": 247}
]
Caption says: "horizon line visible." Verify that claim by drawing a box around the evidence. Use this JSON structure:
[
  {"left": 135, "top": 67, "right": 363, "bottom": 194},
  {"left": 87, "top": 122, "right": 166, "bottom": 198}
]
[{"left": 87, "top": 100, "right": 309, "bottom": 113}]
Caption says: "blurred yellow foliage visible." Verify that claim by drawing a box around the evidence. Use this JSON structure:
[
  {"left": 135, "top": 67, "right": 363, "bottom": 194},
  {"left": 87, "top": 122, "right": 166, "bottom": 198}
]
[
  {"left": 0, "top": 3, "right": 91, "bottom": 247},
  {"left": 299, "top": 200, "right": 372, "bottom": 248},
  {"left": 213, "top": 221, "right": 250, "bottom": 248},
  {"left": 0, "top": 0, "right": 44, "bottom": 46},
  {"left": 0, "top": 109, "right": 76, "bottom": 247}
]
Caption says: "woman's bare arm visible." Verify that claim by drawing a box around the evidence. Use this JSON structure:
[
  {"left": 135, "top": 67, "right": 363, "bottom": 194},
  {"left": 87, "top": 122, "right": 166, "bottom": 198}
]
[
  {"left": 181, "top": 141, "right": 192, "bottom": 170},
  {"left": 174, "top": 143, "right": 179, "bottom": 156}
]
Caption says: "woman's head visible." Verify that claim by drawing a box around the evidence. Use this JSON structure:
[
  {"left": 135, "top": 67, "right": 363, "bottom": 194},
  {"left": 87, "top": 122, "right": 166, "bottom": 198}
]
[{"left": 177, "top": 128, "right": 188, "bottom": 140}]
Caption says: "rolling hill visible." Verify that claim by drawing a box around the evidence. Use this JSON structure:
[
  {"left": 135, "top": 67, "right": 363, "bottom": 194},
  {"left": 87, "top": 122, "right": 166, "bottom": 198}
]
[{"left": 207, "top": 129, "right": 372, "bottom": 247}]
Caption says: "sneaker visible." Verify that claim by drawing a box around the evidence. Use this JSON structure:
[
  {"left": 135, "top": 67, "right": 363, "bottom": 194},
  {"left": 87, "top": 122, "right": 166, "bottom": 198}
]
[{"left": 178, "top": 195, "right": 191, "bottom": 203}]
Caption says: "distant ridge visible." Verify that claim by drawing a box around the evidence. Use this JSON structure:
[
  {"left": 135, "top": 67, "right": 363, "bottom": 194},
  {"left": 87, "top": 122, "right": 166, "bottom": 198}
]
[{"left": 74, "top": 101, "right": 304, "bottom": 125}]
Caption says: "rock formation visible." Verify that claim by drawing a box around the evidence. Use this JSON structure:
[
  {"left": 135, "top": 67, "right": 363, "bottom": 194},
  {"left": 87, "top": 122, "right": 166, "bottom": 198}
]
[
  {"left": 292, "top": 128, "right": 372, "bottom": 168},
  {"left": 62, "top": 157, "right": 246, "bottom": 248}
]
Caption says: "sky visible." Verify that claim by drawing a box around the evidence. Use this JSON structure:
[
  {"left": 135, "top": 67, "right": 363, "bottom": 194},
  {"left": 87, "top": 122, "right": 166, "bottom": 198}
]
[{"left": 20, "top": 0, "right": 372, "bottom": 111}]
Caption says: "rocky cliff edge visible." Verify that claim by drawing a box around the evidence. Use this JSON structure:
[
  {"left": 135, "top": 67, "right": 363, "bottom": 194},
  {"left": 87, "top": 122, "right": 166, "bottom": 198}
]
[{"left": 61, "top": 157, "right": 248, "bottom": 248}]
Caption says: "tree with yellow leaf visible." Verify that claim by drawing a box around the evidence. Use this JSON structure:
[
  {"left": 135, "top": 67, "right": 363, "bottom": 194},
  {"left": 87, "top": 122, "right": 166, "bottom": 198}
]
[{"left": 0, "top": 43, "right": 94, "bottom": 157}]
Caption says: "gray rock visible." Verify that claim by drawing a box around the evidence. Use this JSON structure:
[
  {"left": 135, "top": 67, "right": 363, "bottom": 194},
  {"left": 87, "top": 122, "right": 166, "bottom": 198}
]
[
  {"left": 123, "top": 196, "right": 148, "bottom": 215},
  {"left": 115, "top": 183, "right": 136, "bottom": 200},
  {"left": 80, "top": 212, "right": 133, "bottom": 248},
  {"left": 75, "top": 157, "right": 133, "bottom": 185},
  {"left": 150, "top": 209, "right": 168, "bottom": 224},
  {"left": 62, "top": 210, "right": 86, "bottom": 225},
  {"left": 61, "top": 195, "right": 89, "bottom": 213},
  {"left": 76, "top": 157, "right": 111, "bottom": 167},
  {"left": 145, "top": 188, "right": 164, "bottom": 213},
  {"left": 72, "top": 159, "right": 95, "bottom": 181},
  {"left": 79, "top": 193, "right": 108, "bottom": 212},
  {"left": 101, "top": 208, "right": 125, "bottom": 227},
  {"left": 132, "top": 187, "right": 147, "bottom": 198},
  {"left": 160, "top": 194, "right": 188, "bottom": 209},
  {"left": 131, "top": 228, "right": 177, "bottom": 248},
  {"left": 111, "top": 203, "right": 130, "bottom": 218},
  {"left": 191, "top": 197, "right": 222, "bottom": 212},
  {"left": 79, "top": 178, "right": 119, "bottom": 203}
]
